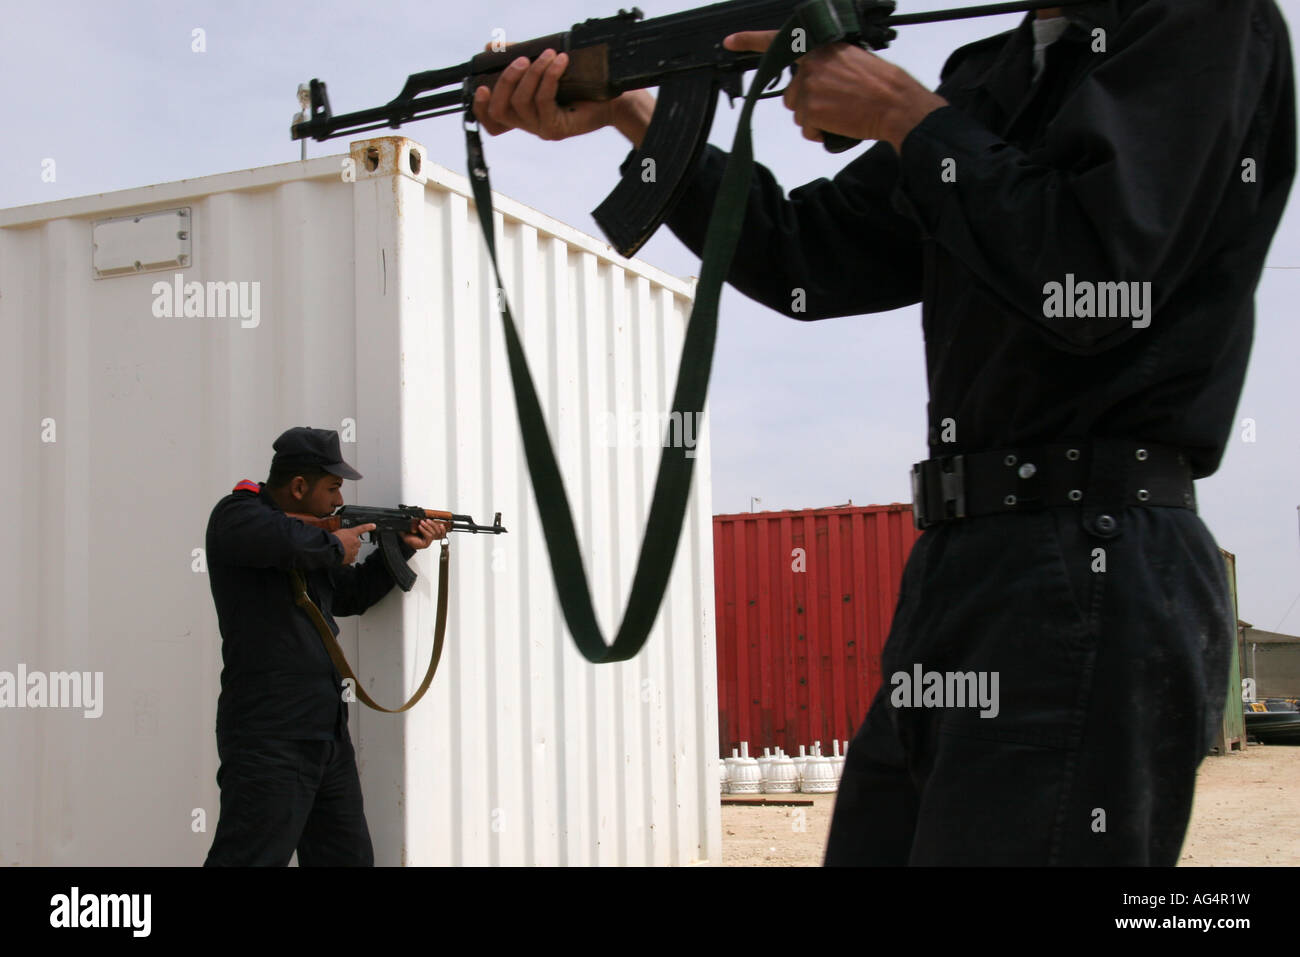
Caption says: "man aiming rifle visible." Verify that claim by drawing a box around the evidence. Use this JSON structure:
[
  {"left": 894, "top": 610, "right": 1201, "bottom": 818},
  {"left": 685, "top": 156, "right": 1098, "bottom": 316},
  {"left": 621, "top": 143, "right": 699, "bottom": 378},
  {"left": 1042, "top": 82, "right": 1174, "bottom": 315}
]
[
  {"left": 203, "top": 426, "right": 445, "bottom": 866},
  {"left": 471, "top": 0, "right": 1296, "bottom": 865}
]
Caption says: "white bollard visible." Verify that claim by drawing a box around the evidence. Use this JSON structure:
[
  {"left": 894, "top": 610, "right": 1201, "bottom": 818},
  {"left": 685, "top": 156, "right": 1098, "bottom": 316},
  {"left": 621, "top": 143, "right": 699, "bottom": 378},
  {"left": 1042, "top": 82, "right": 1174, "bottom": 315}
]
[
  {"left": 761, "top": 746, "right": 799, "bottom": 793},
  {"left": 793, "top": 745, "right": 809, "bottom": 788},
  {"left": 727, "top": 741, "right": 761, "bottom": 794},
  {"left": 800, "top": 740, "right": 837, "bottom": 793},
  {"left": 723, "top": 747, "right": 740, "bottom": 796}
]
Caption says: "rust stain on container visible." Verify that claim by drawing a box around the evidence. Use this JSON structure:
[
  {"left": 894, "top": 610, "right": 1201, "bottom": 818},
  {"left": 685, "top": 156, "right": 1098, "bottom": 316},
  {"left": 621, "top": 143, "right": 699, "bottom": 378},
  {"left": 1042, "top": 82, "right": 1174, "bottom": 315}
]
[{"left": 713, "top": 503, "right": 922, "bottom": 756}]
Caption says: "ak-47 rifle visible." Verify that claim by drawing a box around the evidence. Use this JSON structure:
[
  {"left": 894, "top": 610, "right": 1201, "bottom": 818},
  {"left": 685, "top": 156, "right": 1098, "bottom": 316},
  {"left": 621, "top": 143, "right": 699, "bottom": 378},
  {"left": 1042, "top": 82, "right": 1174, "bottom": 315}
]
[
  {"left": 288, "top": 505, "right": 507, "bottom": 592},
  {"left": 283, "top": 505, "right": 504, "bottom": 712},
  {"left": 292, "top": 0, "right": 1094, "bottom": 257},
  {"left": 291, "top": 0, "right": 1093, "bottom": 665}
]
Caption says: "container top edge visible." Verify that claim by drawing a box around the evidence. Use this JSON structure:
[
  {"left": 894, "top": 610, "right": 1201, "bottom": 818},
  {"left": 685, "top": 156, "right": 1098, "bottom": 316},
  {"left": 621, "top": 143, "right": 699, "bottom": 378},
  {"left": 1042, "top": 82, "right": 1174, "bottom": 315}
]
[
  {"left": 0, "top": 135, "right": 698, "bottom": 300},
  {"left": 713, "top": 503, "right": 915, "bottom": 521},
  {"left": 0, "top": 153, "right": 348, "bottom": 228}
]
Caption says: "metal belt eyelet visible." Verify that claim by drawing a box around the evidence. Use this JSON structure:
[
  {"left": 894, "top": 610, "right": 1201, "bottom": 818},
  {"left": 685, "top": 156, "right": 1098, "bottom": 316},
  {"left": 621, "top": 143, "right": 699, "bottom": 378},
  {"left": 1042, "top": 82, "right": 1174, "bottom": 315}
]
[
  {"left": 1135, "top": 448, "right": 1149, "bottom": 462},
  {"left": 1004, "top": 494, "right": 1017, "bottom": 506},
  {"left": 1004, "top": 454, "right": 1017, "bottom": 467},
  {"left": 1068, "top": 489, "right": 1082, "bottom": 502},
  {"left": 1136, "top": 489, "right": 1150, "bottom": 502},
  {"left": 1066, "top": 448, "right": 1080, "bottom": 461}
]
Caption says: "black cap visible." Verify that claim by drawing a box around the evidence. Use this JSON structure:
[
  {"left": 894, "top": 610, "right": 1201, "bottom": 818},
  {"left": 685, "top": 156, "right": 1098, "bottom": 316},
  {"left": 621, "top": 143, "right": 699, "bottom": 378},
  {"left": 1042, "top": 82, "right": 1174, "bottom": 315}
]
[{"left": 271, "top": 426, "right": 362, "bottom": 481}]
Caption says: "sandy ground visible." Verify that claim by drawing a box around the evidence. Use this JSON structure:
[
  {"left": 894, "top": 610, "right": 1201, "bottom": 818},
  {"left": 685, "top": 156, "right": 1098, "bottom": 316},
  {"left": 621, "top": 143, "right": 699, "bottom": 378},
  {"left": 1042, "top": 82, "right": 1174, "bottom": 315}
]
[{"left": 721, "top": 743, "right": 1300, "bottom": 866}]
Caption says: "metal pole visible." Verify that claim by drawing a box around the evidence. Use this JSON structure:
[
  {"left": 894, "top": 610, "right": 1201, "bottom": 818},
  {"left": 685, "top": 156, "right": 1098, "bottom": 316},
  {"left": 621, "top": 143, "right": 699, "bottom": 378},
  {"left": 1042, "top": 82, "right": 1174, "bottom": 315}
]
[{"left": 296, "top": 84, "right": 311, "bottom": 161}]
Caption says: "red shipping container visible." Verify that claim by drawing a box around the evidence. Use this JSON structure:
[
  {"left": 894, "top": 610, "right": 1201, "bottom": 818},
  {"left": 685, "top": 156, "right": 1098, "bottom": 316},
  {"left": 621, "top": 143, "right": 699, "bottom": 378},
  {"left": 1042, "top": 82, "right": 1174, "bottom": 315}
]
[{"left": 713, "top": 504, "right": 923, "bottom": 757}]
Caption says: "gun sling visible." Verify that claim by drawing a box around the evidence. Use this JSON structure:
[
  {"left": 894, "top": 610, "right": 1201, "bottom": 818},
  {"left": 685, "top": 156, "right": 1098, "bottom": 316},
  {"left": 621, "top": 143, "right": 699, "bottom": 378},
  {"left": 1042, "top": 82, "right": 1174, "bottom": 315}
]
[
  {"left": 289, "top": 541, "right": 451, "bottom": 712},
  {"left": 462, "top": 0, "right": 1094, "bottom": 662},
  {"left": 463, "top": 0, "right": 868, "bottom": 662}
]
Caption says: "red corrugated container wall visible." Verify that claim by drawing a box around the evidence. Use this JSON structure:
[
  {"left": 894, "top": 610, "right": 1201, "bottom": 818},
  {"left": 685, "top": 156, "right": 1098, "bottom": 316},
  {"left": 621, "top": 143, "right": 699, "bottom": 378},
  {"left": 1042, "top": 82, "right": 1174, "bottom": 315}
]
[{"left": 713, "top": 504, "right": 923, "bottom": 757}]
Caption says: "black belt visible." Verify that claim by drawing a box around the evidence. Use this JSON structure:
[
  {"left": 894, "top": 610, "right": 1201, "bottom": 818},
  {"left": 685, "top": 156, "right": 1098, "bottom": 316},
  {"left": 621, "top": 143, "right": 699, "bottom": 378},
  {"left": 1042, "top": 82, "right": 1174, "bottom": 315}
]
[{"left": 911, "top": 440, "right": 1196, "bottom": 531}]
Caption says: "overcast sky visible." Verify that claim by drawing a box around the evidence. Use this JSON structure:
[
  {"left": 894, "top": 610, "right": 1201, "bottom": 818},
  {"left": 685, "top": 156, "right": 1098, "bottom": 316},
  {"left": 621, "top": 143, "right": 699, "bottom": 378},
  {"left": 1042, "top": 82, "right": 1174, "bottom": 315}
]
[{"left": 2, "top": 0, "right": 1298, "bottom": 633}]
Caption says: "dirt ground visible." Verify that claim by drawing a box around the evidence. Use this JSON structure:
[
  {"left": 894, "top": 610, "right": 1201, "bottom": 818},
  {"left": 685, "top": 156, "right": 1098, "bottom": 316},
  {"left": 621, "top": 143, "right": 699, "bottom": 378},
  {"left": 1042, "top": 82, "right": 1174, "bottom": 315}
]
[{"left": 721, "top": 743, "right": 1300, "bottom": 866}]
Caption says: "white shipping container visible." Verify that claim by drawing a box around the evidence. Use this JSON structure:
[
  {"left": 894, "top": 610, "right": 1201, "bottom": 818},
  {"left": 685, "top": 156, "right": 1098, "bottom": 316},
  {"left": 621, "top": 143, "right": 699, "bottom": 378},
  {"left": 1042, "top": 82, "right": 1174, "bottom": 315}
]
[{"left": 0, "top": 136, "right": 720, "bottom": 866}]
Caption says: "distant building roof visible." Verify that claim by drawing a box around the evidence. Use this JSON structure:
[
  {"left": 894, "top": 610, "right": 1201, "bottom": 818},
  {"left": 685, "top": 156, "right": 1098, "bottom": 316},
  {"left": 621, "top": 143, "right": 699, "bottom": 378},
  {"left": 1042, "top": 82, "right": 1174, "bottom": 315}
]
[{"left": 1243, "top": 627, "right": 1300, "bottom": 645}]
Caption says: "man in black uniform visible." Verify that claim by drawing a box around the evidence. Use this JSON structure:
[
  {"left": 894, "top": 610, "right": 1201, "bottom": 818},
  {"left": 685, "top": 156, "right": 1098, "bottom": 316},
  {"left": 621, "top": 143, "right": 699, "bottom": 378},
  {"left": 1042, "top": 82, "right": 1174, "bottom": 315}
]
[
  {"left": 203, "top": 427, "right": 445, "bottom": 866},
  {"left": 473, "top": 0, "right": 1295, "bottom": 864}
]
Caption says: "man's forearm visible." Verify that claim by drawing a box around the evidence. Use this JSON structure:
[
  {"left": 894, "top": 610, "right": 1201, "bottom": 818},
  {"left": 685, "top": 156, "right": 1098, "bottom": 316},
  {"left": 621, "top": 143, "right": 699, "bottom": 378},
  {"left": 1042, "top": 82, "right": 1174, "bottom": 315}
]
[
  {"left": 882, "top": 87, "right": 950, "bottom": 154},
  {"left": 329, "top": 546, "right": 402, "bottom": 617}
]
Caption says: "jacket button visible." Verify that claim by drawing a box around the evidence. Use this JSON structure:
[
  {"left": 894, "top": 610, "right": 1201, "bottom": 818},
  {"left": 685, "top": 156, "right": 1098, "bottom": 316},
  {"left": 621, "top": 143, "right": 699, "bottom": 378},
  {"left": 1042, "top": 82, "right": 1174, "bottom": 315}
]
[{"left": 1095, "top": 514, "right": 1117, "bottom": 534}]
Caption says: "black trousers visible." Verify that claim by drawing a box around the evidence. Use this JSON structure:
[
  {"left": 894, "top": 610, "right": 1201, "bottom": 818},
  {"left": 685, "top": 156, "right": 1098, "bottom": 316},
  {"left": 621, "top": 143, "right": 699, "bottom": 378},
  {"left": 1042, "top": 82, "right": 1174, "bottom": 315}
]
[
  {"left": 824, "top": 505, "right": 1232, "bottom": 865},
  {"left": 204, "top": 731, "right": 374, "bottom": 866}
]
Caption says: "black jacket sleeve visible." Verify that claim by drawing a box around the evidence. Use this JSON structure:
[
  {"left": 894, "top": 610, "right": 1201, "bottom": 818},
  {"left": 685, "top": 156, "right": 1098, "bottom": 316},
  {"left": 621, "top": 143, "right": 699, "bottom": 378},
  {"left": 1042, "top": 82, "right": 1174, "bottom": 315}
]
[
  {"left": 659, "top": 138, "right": 925, "bottom": 320},
  {"left": 207, "top": 495, "right": 344, "bottom": 570},
  {"left": 327, "top": 538, "right": 416, "bottom": 618},
  {"left": 893, "top": 0, "right": 1285, "bottom": 353}
]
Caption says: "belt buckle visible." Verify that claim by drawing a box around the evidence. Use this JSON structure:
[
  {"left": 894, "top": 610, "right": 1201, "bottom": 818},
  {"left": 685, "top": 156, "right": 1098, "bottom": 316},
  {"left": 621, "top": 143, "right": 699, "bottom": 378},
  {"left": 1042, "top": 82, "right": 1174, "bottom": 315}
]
[
  {"left": 912, "top": 454, "right": 966, "bottom": 530},
  {"left": 911, "top": 463, "right": 926, "bottom": 529}
]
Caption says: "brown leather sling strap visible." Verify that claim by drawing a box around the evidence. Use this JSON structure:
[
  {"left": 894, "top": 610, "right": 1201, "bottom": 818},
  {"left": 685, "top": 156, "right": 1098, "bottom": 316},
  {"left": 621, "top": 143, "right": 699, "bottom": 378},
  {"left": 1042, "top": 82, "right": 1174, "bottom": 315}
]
[{"left": 288, "top": 540, "right": 450, "bottom": 712}]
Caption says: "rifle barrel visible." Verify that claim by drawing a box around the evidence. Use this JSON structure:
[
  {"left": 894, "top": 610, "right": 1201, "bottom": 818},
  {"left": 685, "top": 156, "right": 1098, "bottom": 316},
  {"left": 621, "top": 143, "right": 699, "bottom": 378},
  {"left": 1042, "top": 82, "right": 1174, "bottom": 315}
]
[
  {"left": 888, "top": 0, "right": 1095, "bottom": 27},
  {"left": 292, "top": 90, "right": 464, "bottom": 141}
]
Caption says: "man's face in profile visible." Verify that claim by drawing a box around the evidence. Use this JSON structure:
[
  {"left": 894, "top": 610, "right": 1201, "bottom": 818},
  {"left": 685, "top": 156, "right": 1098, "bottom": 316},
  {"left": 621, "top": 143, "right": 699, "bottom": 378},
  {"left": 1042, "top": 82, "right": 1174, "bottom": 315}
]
[{"left": 290, "top": 473, "right": 344, "bottom": 517}]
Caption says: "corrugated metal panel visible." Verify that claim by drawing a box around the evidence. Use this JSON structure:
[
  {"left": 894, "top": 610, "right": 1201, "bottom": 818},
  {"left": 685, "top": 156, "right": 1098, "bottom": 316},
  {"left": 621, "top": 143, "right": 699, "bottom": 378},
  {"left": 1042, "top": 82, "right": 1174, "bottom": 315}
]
[
  {"left": 0, "top": 136, "right": 719, "bottom": 866},
  {"left": 713, "top": 504, "right": 921, "bottom": 756}
]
